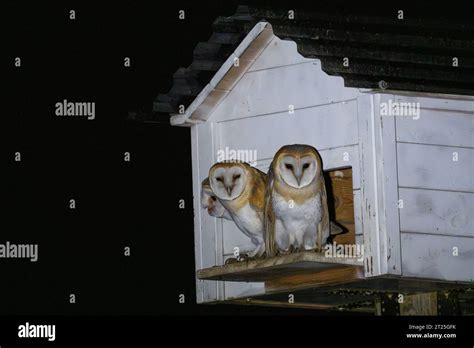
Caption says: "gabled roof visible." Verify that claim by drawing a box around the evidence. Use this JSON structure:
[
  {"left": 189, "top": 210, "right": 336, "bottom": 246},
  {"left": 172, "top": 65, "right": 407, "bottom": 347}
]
[
  {"left": 131, "top": 5, "right": 474, "bottom": 123},
  {"left": 170, "top": 20, "right": 273, "bottom": 126}
]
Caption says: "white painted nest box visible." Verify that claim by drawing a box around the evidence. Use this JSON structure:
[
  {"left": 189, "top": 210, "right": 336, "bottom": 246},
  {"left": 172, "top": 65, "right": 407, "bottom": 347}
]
[{"left": 169, "top": 22, "right": 474, "bottom": 306}]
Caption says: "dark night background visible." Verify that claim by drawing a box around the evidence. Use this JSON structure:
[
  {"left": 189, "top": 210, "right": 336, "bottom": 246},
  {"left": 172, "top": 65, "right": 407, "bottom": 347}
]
[
  {"left": 3, "top": 0, "right": 474, "bottom": 333},
  {"left": 5, "top": 0, "right": 356, "bottom": 317}
]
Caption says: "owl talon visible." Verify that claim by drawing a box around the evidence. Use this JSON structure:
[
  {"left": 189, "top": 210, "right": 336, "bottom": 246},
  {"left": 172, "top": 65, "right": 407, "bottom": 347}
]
[
  {"left": 277, "top": 249, "right": 291, "bottom": 256},
  {"left": 225, "top": 257, "right": 240, "bottom": 265}
]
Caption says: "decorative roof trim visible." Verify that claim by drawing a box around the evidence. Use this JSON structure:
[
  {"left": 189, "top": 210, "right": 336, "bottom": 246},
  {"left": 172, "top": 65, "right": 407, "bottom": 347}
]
[{"left": 170, "top": 21, "right": 273, "bottom": 126}]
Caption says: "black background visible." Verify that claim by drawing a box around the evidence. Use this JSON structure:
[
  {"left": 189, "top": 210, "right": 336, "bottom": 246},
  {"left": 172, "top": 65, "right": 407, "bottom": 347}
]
[
  {"left": 4, "top": 0, "right": 474, "bottom": 344},
  {"left": 5, "top": 0, "right": 355, "bottom": 317}
]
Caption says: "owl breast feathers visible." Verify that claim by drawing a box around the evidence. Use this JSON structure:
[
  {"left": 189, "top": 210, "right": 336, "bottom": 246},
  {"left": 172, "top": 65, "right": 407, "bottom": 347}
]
[{"left": 264, "top": 144, "right": 330, "bottom": 257}]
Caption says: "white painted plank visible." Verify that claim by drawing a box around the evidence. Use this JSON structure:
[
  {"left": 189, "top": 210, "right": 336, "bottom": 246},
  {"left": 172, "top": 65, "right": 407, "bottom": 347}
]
[
  {"left": 248, "top": 36, "right": 311, "bottom": 71},
  {"left": 217, "top": 101, "right": 358, "bottom": 160},
  {"left": 401, "top": 233, "right": 474, "bottom": 282},
  {"left": 353, "top": 189, "right": 363, "bottom": 236},
  {"left": 224, "top": 281, "right": 265, "bottom": 300},
  {"left": 374, "top": 94, "right": 402, "bottom": 275},
  {"left": 399, "top": 188, "right": 474, "bottom": 237},
  {"left": 396, "top": 109, "right": 474, "bottom": 148},
  {"left": 193, "top": 124, "right": 219, "bottom": 303},
  {"left": 392, "top": 94, "right": 474, "bottom": 113},
  {"left": 357, "top": 94, "right": 384, "bottom": 277},
  {"left": 397, "top": 143, "right": 474, "bottom": 192},
  {"left": 223, "top": 219, "right": 256, "bottom": 256},
  {"left": 211, "top": 61, "right": 359, "bottom": 122},
  {"left": 319, "top": 146, "right": 360, "bottom": 190}
]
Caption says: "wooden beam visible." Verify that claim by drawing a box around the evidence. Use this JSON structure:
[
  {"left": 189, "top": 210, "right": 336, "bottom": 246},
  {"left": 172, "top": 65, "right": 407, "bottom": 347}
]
[
  {"left": 265, "top": 265, "right": 364, "bottom": 293},
  {"left": 196, "top": 251, "right": 364, "bottom": 282}
]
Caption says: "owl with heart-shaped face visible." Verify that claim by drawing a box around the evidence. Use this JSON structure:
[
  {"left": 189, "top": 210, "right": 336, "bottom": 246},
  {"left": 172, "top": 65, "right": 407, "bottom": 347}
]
[
  {"left": 209, "top": 161, "right": 267, "bottom": 258},
  {"left": 265, "top": 144, "right": 330, "bottom": 257}
]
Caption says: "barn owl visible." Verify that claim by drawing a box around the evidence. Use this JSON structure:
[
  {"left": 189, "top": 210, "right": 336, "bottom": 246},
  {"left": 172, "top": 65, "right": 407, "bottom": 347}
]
[
  {"left": 201, "top": 177, "right": 232, "bottom": 220},
  {"left": 265, "top": 144, "right": 330, "bottom": 257},
  {"left": 209, "top": 162, "right": 267, "bottom": 258}
]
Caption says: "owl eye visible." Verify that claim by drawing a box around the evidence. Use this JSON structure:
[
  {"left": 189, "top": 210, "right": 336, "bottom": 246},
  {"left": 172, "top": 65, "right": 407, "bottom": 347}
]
[
  {"left": 233, "top": 174, "right": 241, "bottom": 180},
  {"left": 216, "top": 177, "right": 223, "bottom": 182},
  {"left": 302, "top": 163, "right": 310, "bottom": 170},
  {"left": 285, "top": 163, "right": 293, "bottom": 170},
  {"left": 211, "top": 196, "right": 217, "bottom": 201}
]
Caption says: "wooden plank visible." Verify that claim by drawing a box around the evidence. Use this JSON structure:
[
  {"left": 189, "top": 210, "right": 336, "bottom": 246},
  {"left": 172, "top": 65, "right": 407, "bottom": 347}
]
[
  {"left": 265, "top": 265, "right": 365, "bottom": 293},
  {"left": 192, "top": 124, "right": 219, "bottom": 303},
  {"left": 396, "top": 109, "right": 474, "bottom": 148},
  {"left": 400, "top": 292, "right": 437, "bottom": 316},
  {"left": 248, "top": 36, "right": 310, "bottom": 71},
  {"left": 224, "top": 281, "right": 265, "bottom": 301},
  {"left": 357, "top": 94, "right": 381, "bottom": 277},
  {"left": 230, "top": 298, "right": 336, "bottom": 310},
  {"left": 346, "top": 78, "right": 474, "bottom": 97},
  {"left": 232, "top": 288, "right": 374, "bottom": 310},
  {"left": 327, "top": 169, "right": 355, "bottom": 245},
  {"left": 375, "top": 94, "right": 402, "bottom": 276},
  {"left": 399, "top": 188, "right": 474, "bottom": 237},
  {"left": 397, "top": 143, "right": 474, "bottom": 193},
  {"left": 392, "top": 94, "right": 474, "bottom": 113},
  {"left": 400, "top": 233, "right": 474, "bottom": 282},
  {"left": 217, "top": 101, "right": 359, "bottom": 160},
  {"left": 353, "top": 190, "right": 362, "bottom": 236},
  {"left": 191, "top": 89, "right": 230, "bottom": 121},
  {"left": 197, "top": 251, "right": 364, "bottom": 282},
  {"left": 211, "top": 61, "right": 358, "bottom": 122}
]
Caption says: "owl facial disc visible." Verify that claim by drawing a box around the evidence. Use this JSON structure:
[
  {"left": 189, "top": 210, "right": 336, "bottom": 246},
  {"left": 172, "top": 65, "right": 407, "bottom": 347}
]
[{"left": 279, "top": 155, "right": 318, "bottom": 188}]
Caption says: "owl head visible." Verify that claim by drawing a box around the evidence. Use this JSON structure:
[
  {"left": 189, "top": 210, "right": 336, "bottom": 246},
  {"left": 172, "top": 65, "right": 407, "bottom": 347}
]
[
  {"left": 272, "top": 144, "right": 322, "bottom": 189},
  {"left": 201, "top": 177, "right": 228, "bottom": 218},
  {"left": 209, "top": 162, "right": 249, "bottom": 201}
]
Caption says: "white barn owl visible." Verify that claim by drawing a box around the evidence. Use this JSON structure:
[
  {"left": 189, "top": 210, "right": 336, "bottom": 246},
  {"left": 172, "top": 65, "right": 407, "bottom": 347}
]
[
  {"left": 265, "top": 144, "right": 330, "bottom": 257},
  {"left": 201, "top": 177, "right": 232, "bottom": 220},
  {"left": 209, "top": 162, "right": 267, "bottom": 258}
]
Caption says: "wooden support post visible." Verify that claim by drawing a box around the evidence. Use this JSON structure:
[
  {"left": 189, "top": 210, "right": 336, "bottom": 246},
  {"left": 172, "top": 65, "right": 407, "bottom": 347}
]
[{"left": 400, "top": 292, "right": 437, "bottom": 316}]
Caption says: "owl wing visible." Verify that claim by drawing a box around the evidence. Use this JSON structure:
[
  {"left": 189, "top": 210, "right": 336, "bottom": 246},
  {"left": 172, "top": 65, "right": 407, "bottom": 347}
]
[
  {"left": 264, "top": 165, "right": 277, "bottom": 257},
  {"left": 248, "top": 167, "right": 267, "bottom": 213},
  {"left": 317, "top": 172, "right": 331, "bottom": 251}
]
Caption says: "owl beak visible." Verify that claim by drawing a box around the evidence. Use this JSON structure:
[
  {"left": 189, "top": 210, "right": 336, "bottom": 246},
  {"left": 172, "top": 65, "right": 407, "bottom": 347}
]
[
  {"left": 226, "top": 186, "right": 232, "bottom": 197},
  {"left": 294, "top": 165, "right": 303, "bottom": 187}
]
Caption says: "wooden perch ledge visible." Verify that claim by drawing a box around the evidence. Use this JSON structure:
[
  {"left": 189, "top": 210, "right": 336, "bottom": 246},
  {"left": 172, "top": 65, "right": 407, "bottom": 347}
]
[{"left": 197, "top": 251, "right": 364, "bottom": 282}]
